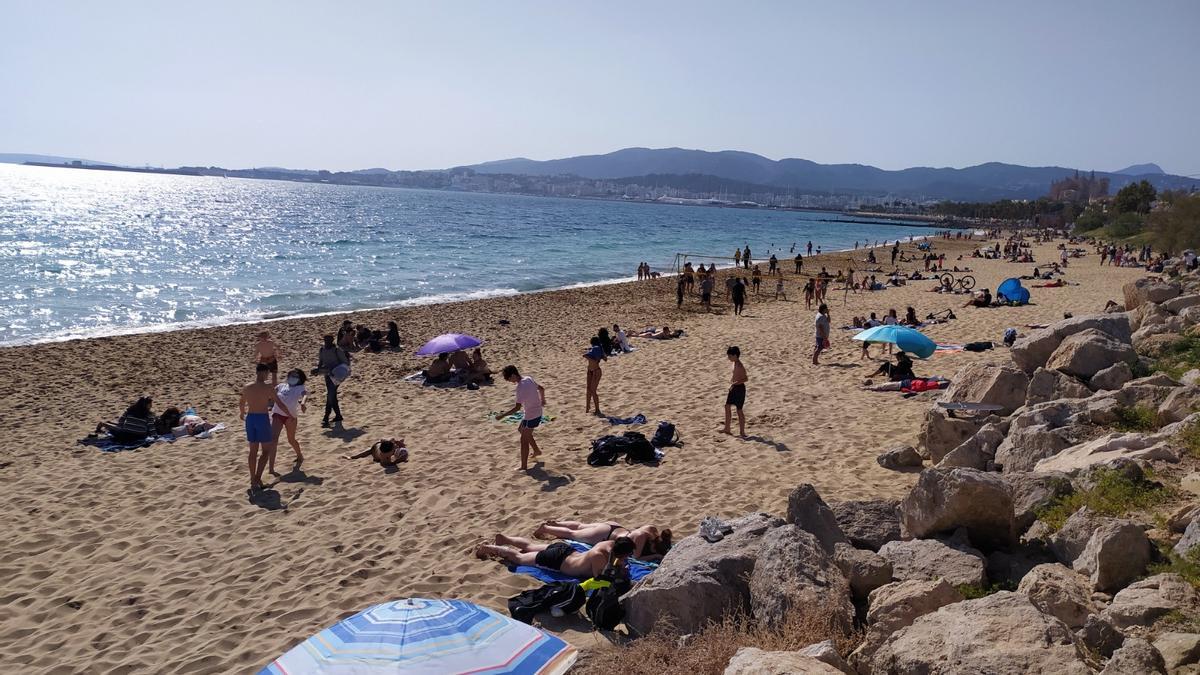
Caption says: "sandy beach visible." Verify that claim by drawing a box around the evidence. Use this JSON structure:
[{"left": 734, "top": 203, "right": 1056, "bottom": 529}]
[{"left": 0, "top": 237, "right": 1148, "bottom": 673}]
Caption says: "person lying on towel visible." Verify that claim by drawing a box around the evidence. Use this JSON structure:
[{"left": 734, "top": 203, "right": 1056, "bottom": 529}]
[{"left": 476, "top": 535, "right": 634, "bottom": 578}]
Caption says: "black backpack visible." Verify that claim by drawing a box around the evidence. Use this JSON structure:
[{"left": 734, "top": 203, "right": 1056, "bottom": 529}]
[
  {"left": 621, "top": 431, "right": 658, "bottom": 464},
  {"left": 587, "top": 435, "right": 622, "bottom": 466},
  {"left": 585, "top": 583, "right": 624, "bottom": 630},
  {"left": 508, "top": 581, "right": 586, "bottom": 624},
  {"left": 651, "top": 421, "right": 679, "bottom": 447}
]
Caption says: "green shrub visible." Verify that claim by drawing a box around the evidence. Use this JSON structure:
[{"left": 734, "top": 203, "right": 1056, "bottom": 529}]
[
  {"left": 1151, "top": 335, "right": 1200, "bottom": 379},
  {"left": 1149, "top": 543, "right": 1200, "bottom": 591},
  {"left": 1037, "top": 467, "right": 1172, "bottom": 531},
  {"left": 1111, "top": 405, "right": 1160, "bottom": 432},
  {"left": 1177, "top": 421, "right": 1200, "bottom": 460},
  {"left": 955, "top": 581, "right": 1016, "bottom": 599}
]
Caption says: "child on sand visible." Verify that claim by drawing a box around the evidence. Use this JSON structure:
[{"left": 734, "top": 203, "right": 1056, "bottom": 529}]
[
  {"left": 253, "top": 331, "right": 281, "bottom": 385},
  {"left": 723, "top": 346, "right": 748, "bottom": 437},
  {"left": 493, "top": 365, "right": 546, "bottom": 472},
  {"left": 240, "top": 363, "right": 279, "bottom": 490}
]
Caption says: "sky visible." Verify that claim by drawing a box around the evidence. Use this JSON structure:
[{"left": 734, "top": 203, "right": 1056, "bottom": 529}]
[{"left": 2, "top": 1, "right": 1198, "bottom": 175}]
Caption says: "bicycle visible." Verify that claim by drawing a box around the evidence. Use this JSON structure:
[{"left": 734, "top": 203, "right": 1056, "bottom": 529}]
[{"left": 939, "top": 272, "right": 975, "bottom": 292}]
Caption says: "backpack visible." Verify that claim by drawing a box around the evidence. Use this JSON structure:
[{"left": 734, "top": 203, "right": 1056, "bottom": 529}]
[
  {"left": 585, "top": 583, "right": 624, "bottom": 630},
  {"left": 651, "top": 421, "right": 679, "bottom": 448},
  {"left": 587, "top": 435, "right": 622, "bottom": 466},
  {"left": 508, "top": 582, "right": 586, "bottom": 624},
  {"left": 621, "top": 431, "right": 658, "bottom": 464}
]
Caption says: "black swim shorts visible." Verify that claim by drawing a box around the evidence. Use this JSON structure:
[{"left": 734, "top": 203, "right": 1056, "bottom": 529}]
[
  {"left": 534, "top": 541, "right": 573, "bottom": 571},
  {"left": 726, "top": 383, "right": 746, "bottom": 409}
]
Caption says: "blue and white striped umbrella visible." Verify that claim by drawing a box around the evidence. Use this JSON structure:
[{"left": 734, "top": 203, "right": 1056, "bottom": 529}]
[{"left": 260, "top": 598, "right": 576, "bottom": 675}]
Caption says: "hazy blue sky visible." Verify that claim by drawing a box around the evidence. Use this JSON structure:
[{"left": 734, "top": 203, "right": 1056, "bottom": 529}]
[{"left": 2, "top": 1, "right": 1197, "bottom": 174}]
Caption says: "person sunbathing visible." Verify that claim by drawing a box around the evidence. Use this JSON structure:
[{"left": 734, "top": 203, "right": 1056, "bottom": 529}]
[
  {"left": 634, "top": 326, "right": 683, "bottom": 340},
  {"left": 475, "top": 535, "right": 635, "bottom": 578},
  {"left": 533, "top": 520, "right": 672, "bottom": 561},
  {"left": 870, "top": 351, "right": 916, "bottom": 382},
  {"left": 963, "top": 288, "right": 992, "bottom": 308},
  {"left": 95, "top": 396, "right": 157, "bottom": 442},
  {"left": 423, "top": 353, "right": 453, "bottom": 383},
  {"left": 343, "top": 438, "right": 408, "bottom": 466}
]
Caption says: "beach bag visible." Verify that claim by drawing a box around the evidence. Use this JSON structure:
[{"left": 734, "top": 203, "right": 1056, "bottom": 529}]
[
  {"left": 330, "top": 363, "right": 352, "bottom": 386},
  {"left": 651, "top": 421, "right": 679, "bottom": 447},
  {"left": 585, "top": 583, "right": 624, "bottom": 630},
  {"left": 508, "top": 582, "right": 585, "bottom": 624},
  {"left": 587, "top": 436, "right": 622, "bottom": 466},
  {"left": 621, "top": 431, "right": 657, "bottom": 464}
]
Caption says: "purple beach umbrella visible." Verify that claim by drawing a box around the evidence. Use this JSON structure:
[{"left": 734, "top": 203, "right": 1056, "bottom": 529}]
[{"left": 415, "top": 333, "right": 483, "bottom": 356}]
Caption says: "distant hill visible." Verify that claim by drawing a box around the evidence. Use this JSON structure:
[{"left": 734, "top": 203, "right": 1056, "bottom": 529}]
[
  {"left": 465, "top": 148, "right": 1196, "bottom": 201},
  {"left": 1113, "top": 163, "right": 1165, "bottom": 176},
  {"left": 0, "top": 153, "right": 112, "bottom": 166}
]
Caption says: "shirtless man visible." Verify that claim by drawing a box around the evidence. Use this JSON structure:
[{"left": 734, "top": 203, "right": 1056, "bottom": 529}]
[
  {"left": 534, "top": 521, "right": 672, "bottom": 561},
  {"left": 723, "top": 345, "right": 748, "bottom": 436},
  {"left": 476, "top": 536, "right": 635, "bottom": 579},
  {"left": 584, "top": 337, "right": 605, "bottom": 416},
  {"left": 239, "top": 363, "right": 279, "bottom": 490},
  {"left": 448, "top": 349, "right": 473, "bottom": 372},
  {"left": 253, "top": 331, "right": 281, "bottom": 385}
]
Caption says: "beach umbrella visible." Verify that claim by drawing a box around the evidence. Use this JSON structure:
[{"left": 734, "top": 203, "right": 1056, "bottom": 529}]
[
  {"left": 852, "top": 324, "right": 937, "bottom": 359},
  {"left": 259, "top": 598, "right": 576, "bottom": 675},
  {"left": 415, "top": 333, "right": 483, "bottom": 356},
  {"left": 997, "top": 277, "right": 1030, "bottom": 305}
]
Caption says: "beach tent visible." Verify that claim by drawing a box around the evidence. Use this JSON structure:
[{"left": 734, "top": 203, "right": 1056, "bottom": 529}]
[
  {"left": 852, "top": 324, "right": 937, "bottom": 359},
  {"left": 415, "top": 333, "right": 483, "bottom": 356},
  {"left": 259, "top": 598, "right": 576, "bottom": 675},
  {"left": 997, "top": 278, "right": 1030, "bottom": 305}
]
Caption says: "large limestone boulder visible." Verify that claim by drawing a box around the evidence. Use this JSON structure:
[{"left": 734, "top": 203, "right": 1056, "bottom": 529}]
[
  {"left": 877, "top": 536, "right": 987, "bottom": 588},
  {"left": 748, "top": 525, "right": 853, "bottom": 630},
  {"left": 1091, "top": 362, "right": 1134, "bottom": 391},
  {"left": 937, "top": 422, "right": 1004, "bottom": 470},
  {"left": 1034, "top": 414, "right": 1199, "bottom": 473},
  {"left": 1124, "top": 277, "right": 1182, "bottom": 311},
  {"left": 1152, "top": 632, "right": 1200, "bottom": 671},
  {"left": 796, "top": 640, "right": 854, "bottom": 675},
  {"left": 1133, "top": 321, "right": 1186, "bottom": 347},
  {"left": 1026, "top": 367, "right": 1093, "bottom": 405},
  {"left": 995, "top": 400, "right": 1085, "bottom": 472},
  {"left": 1046, "top": 328, "right": 1137, "bottom": 379},
  {"left": 1175, "top": 517, "right": 1200, "bottom": 557},
  {"left": 785, "top": 484, "right": 849, "bottom": 553},
  {"left": 865, "top": 592, "right": 1094, "bottom": 674},
  {"left": 1004, "top": 471, "right": 1074, "bottom": 533},
  {"left": 941, "top": 363, "right": 1030, "bottom": 416},
  {"left": 1163, "top": 293, "right": 1200, "bottom": 314},
  {"left": 876, "top": 445, "right": 923, "bottom": 471},
  {"left": 1050, "top": 506, "right": 1109, "bottom": 565},
  {"left": 832, "top": 542, "right": 892, "bottom": 601},
  {"left": 1077, "top": 613, "right": 1126, "bottom": 658},
  {"left": 1073, "top": 520, "right": 1151, "bottom": 592},
  {"left": 1017, "top": 563, "right": 1098, "bottom": 629},
  {"left": 829, "top": 499, "right": 901, "bottom": 552},
  {"left": 986, "top": 545, "right": 1057, "bottom": 587},
  {"left": 1103, "top": 573, "right": 1200, "bottom": 629},
  {"left": 1101, "top": 638, "right": 1167, "bottom": 674},
  {"left": 723, "top": 647, "right": 844, "bottom": 675},
  {"left": 623, "top": 512, "right": 783, "bottom": 635},
  {"left": 900, "top": 468, "right": 1017, "bottom": 549},
  {"left": 1012, "top": 313, "right": 1134, "bottom": 374},
  {"left": 1158, "top": 385, "right": 1200, "bottom": 424},
  {"left": 917, "top": 408, "right": 987, "bottom": 464},
  {"left": 1136, "top": 332, "right": 1186, "bottom": 359},
  {"left": 848, "top": 579, "right": 964, "bottom": 668}
]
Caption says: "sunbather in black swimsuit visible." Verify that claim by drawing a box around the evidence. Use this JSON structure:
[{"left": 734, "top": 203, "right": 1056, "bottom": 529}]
[{"left": 534, "top": 542, "right": 574, "bottom": 571}]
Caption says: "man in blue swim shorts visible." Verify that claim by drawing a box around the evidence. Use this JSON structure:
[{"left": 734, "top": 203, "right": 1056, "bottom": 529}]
[
  {"left": 240, "top": 363, "right": 279, "bottom": 490},
  {"left": 493, "top": 365, "right": 546, "bottom": 472}
]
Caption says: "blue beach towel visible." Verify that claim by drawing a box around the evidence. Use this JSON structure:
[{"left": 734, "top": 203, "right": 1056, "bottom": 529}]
[
  {"left": 508, "top": 541, "right": 658, "bottom": 584},
  {"left": 606, "top": 414, "right": 647, "bottom": 425},
  {"left": 79, "top": 434, "right": 172, "bottom": 452}
]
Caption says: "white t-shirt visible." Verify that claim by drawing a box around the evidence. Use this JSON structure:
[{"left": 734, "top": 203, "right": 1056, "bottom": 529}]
[
  {"left": 274, "top": 382, "right": 307, "bottom": 418},
  {"left": 516, "top": 376, "right": 543, "bottom": 420},
  {"left": 616, "top": 329, "right": 631, "bottom": 351},
  {"left": 883, "top": 316, "right": 898, "bottom": 325},
  {"left": 814, "top": 313, "right": 830, "bottom": 339}
]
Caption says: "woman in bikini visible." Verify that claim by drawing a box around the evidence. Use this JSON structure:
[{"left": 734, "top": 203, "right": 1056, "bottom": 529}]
[{"left": 532, "top": 520, "right": 672, "bottom": 561}]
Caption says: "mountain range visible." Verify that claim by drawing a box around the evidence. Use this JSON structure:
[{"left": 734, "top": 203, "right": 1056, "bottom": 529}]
[{"left": 465, "top": 148, "right": 1195, "bottom": 201}]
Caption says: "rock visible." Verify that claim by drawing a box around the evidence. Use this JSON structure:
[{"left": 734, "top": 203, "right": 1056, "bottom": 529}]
[
  {"left": 1184, "top": 471, "right": 1200, "bottom": 496},
  {"left": 876, "top": 445, "right": 923, "bottom": 471},
  {"left": 1152, "top": 632, "right": 1200, "bottom": 671},
  {"left": 829, "top": 499, "right": 901, "bottom": 552},
  {"left": 623, "top": 512, "right": 783, "bottom": 635},
  {"left": 1046, "top": 329, "right": 1138, "bottom": 379},
  {"left": 1034, "top": 414, "right": 1199, "bottom": 473},
  {"left": 986, "top": 546, "right": 1057, "bottom": 587},
  {"left": 1091, "top": 362, "right": 1134, "bottom": 391},
  {"left": 1175, "top": 517, "right": 1200, "bottom": 557},
  {"left": 1072, "top": 520, "right": 1151, "bottom": 592},
  {"left": 723, "top": 647, "right": 845, "bottom": 675},
  {"left": 1169, "top": 503, "right": 1200, "bottom": 533},
  {"left": 1125, "top": 277, "right": 1182, "bottom": 311},
  {"left": 748, "top": 525, "right": 853, "bottom": 630},
  {"left": 797, "top": 641, "right": 854, "bottom": 675},
  {"left": 1136, "top": 332, "right": 1187, "bottom": 359},
  {"left": 1134, "top": 322, "right": 1185, "bottom": 347},
  {"left": 918, "top": 408, "right": 987, "bottom": 464},
  {"left": 1071, "top": 457, "right": 1147, "bottom": 492},
  {"left": 1013, "top": 313, "right": 1134, "bottom": 374},
  {"left": 1005, "top": 471, "right": 1074, "bottom": 533},
  {"left": 848, "top": 579, "right": 963, "bottom": 668},
  {"left": 1159, "top": 385, "right": 1200, "bottom": 424},
  {"left": 996, "top": 400, "right": 1085, "bottom": 472},
  {"left": 865, "top": 592, "right": 1093, "bottom": 674},
  {"left": 1077, "top": 613, "right": 1126, "bottom": 658},
  {"left": 877, "top": 537, "right": 987, "bottom": 587},
  {"left": 900, "top": 468, "right": 1017, "bottom": 549},
  {"left": 1102, "top": 637, "right": 1167, "bottom": 674},
  {"left": 1050, "top": 506, "right": 1109, "bottom": 565},
  {"left": 1126, "top": 373, "right": 1181, "bottom": 388},
  {"left": 785, "top": 484, "right": 849, "bottom": 554},
  {"left": 1182, "top": 369, "right": 1200, "bottom": 386},
  {"left": 1164, "top": 294, "right": 1200, "bottom": 314},
  {"left": 941, "top": 363, "right": 1030, "bottom": 416},
  {"left": 832, "top": 542, "right": 892, "bottom": 601},
  {"left": 1027, "top": 367, "right": 1093, "bottom": 405},
  {"left": 1104, "top": 573, "right": 1200, "bottom": 629},
  {"left": 937, "top": 422, "right": 1005, "bottom": 470},
  {"left": 1017, "top": 563, "right": 1098, "bottom": 629},
  {"left": 1023, "top": 520, "right": 1053, "bottom": 543}
]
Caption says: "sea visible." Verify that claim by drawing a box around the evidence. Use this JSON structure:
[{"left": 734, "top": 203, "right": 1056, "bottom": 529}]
[{"left": 0, "top": 163, "right": 935, "bottom": 346}]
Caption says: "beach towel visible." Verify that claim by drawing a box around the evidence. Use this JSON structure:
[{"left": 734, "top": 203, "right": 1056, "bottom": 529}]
[
  {"left": 403, "top": 371, "right": 467, "bottom": 388},
  {"left": 79, "top": 423, "right": 226, "bottom": 452},
  {"left": 934, "top": 344, "right": 964, "bottom": 352},
  {"left": 491, "top": 411, "right": 555, "bottom": 425},
  {"left": 508, "top": 541, "right": 657, "bottom": 584},
  {"left": 606, "top": 414, "right": 646, "bottom": 425}
]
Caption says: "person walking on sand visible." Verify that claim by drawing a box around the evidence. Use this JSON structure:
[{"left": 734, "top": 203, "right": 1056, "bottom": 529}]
[
  {"left": 253, "top": 331, "right": 282, "bottom": 385},
  {"left": 240, "top": 363, "right": 279, "bottom": 490},
  {"left": 699, "top": 273, "right": 714, "bottom": 312},
  {"left": 794, "top": 253, "right": 803, "bottom": 274},
  {"left": 723, "top": 346, "right": 748, "bottom": 436},
  {"left": 316, "top": 334, "right": 350, "bottom": 428},
  {"left": 731, "top": 276, "right": 747, "bottom": 316},
  {"left": 584, "top": 337, "right": 605, "bottom": 416},
  {"left": 269, "top": 368, "right": 307, "bottom": 474},
  {"left": 813, "top": 303, "right": 831, "bottom": 365},
  {"left": 734, "top": 248, "right": 742, "bottom": 267},
  {"left": 807, "top": 241, "right": 813, "bottom": 256},
  {"left": 743, "top": 245, "right": 752, "bottom": 270},
  {"left": 494, "top": 365, "right": 546, "bottom": 472}
]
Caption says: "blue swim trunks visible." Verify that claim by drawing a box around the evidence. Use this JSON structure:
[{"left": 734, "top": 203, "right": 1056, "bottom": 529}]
[
  {"left": 521, "top": 416, "right": 542, "bottom": 429},
  {"left": 245, "top": 412, "right": 272, "bottom": 443}
]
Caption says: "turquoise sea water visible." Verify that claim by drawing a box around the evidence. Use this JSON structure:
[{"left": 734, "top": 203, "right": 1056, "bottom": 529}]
[{"left": 0, "top": 163, "right": 933, "bottom": 345}]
